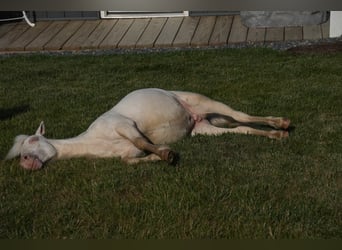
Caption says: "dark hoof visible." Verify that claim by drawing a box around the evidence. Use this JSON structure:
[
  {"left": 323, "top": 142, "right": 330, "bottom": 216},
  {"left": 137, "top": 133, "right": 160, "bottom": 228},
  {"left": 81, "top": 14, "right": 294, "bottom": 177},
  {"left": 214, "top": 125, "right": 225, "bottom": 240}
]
[
  {"left": 167, "top": 151, "right": 180, "bottom": 166},
  {"left": 161, "top": 149, "right": 180, "bottom": 166},
  {"left": 282, "top": 118, "right": 291, "bottom": 130}
]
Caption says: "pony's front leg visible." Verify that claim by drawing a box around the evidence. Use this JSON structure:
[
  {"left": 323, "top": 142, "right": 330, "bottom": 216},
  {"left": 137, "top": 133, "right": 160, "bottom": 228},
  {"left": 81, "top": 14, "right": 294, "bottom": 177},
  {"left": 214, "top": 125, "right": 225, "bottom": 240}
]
[{"left": 115, "top": 120, "right": 179, "bottom": 165}]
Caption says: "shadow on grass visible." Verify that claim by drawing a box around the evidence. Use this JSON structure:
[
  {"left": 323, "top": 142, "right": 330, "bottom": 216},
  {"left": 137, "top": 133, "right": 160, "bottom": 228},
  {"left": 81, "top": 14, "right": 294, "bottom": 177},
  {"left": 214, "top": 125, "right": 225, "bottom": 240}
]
[{"left": 0, "top": 105, "right": 30, "bottom": 121}]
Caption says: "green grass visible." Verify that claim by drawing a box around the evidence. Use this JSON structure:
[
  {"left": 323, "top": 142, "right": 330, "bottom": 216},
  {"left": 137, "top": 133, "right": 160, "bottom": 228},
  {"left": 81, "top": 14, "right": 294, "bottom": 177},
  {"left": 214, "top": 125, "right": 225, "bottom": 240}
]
[{"left": 0, "top": 49, "right": 341, "bottom": 239}]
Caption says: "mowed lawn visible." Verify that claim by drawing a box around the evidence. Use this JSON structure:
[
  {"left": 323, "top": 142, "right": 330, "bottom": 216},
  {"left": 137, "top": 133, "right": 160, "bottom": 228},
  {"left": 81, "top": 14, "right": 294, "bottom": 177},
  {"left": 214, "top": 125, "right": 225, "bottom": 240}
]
[{"left": 0, "top": 49, "right": 341, "bottom": 239}]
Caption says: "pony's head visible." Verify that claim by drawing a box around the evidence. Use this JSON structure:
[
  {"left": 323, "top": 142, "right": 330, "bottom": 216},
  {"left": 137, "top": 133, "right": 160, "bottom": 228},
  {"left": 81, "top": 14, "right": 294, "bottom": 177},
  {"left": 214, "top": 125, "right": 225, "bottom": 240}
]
[{"left": 5, "top": 122, "right": 57, "bottom": 170}]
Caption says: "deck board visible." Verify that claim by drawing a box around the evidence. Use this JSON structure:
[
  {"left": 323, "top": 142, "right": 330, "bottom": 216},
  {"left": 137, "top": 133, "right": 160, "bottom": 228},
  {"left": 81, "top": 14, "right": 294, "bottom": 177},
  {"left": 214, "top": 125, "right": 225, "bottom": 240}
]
[
  {"left": 209, "top": 16, "right": 233, "bottom": 46},
  {"left": 0, "top": 15, "right": 332, "bottom": 52},
  {"left": 26, "top": 21, "right": 67, "bottom": 50},
  {"left": 0, "top": 23, "right": 30, "bottom": 49},
  {"left": 247, "top": 27, "right": 266, "bottom": 42},
  {"left": 285, "top": 27, "right": 303, "bottom": 41},
  {"left": 118, "top": 18, "right": 150, "bottom": 48},
  {"left": 63, "top": 20, "right": 100, "bottom": 50},
  {"left": 80, "top": 20, "right": 117, "bottom": 49},
  {"left": 321, "top": 21, "right": 330, "bottom": 39},
  {"left": 7, "top": 21, "right": 51, "bottom": 51},
  {"left": 228, "top": 15, "right": 248, "bottom": 43},
  {"left": 265, "top": 27, "right": 284, "bottom": 42},
  {"left": 100, "top": 19, "right": 133, "bottom": 49},
  {"left": 154, "top": 17, "right": 183, "bottom": 47},
  {"left": 191, "top": 16, "right": 216, "bottom": 46},
  {"left": 303, "top": 25, "right": 322, "bottom": 40},
  {"left": 0, "top": 22, "right": 17, "bottom": 38},
  {"left": 173, "top": 17, "right": 200, "bottom": 46},
  {"left": 44, "top": 21, "right": 84, "bottom": 50},
  {"left": 136, "top": 18, "right": 167, "bottom": 48}
]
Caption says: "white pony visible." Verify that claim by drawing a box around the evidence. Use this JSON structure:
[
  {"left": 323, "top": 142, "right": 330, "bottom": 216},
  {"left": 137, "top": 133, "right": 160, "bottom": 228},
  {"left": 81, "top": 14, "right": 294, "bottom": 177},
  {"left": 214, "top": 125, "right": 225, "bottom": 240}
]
[{"left": 6, "top": 88, "right": 290, "bottom": 170}]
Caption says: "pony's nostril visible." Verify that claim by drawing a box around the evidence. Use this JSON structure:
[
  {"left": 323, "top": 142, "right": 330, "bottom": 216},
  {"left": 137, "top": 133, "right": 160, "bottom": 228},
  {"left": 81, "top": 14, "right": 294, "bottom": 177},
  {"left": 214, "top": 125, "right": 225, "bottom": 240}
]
[{"left": 23, "top": 155, "right": 28, "bottom": 160}]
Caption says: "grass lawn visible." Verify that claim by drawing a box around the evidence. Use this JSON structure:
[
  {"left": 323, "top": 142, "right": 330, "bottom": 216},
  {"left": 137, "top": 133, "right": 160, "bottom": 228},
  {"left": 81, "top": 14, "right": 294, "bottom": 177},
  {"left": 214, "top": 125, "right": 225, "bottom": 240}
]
[{"left": 0, "top": 49, "right": 341, "bottom": 239}]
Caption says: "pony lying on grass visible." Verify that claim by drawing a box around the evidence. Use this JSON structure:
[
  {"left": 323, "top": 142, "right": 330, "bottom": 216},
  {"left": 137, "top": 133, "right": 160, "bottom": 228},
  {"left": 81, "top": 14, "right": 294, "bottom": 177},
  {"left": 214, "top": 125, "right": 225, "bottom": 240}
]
[{"left": 6, "top": 88, "right": 290, "bottom": 170}]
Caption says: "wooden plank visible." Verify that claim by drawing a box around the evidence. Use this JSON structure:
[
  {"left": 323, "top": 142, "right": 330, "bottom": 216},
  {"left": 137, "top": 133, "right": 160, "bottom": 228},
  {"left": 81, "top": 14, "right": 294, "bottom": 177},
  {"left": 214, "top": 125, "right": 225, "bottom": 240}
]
[
  {"left": 44, "top": 20, "right": 84, "bottom": 50},
  {"left": 63, "top": 20, "right": 100, "bottom": 50},
  {"left": 100, "top": 19, "right": 133, "bottom": 49},
  {"left": 15, "top": 21, "right": 53, "bottom": 51},
  {"left": 284, "top": 27, "right": 303, "bottom": 41},
  {"left": 0, "top": 22, "right": 17, "bottom": 38},
  {"left": 0, "top": 23, "right": 30, "bottom": 50},
  {"left": 6, "top": 21, "right": 50, "bottom": 51},
  {"left": 173, "top": 17, "right": 200, "bottom": 46},
  {"left": 321, "top": 21, "right": 330, "bottom": 39},
  {"left": 228, "top": 15, "right": 248, "bottom": 43},
  {"left": 247, "top": 27, "right": 265, "bottom": 42},
  {"left": 118, "top": 18, "right": 150, "bottom": 48},
  {"left": 80, "top": 20, "right": 117, "bottom": 49},
  {"left": 303, "top": 25, "right": 322, "bottom": 40},
  {"left": 191, "top": 16, "right": 216, "bottom": 46},
  {"left": 265, "top": 27, "right": 284, "bottom": 42},
  {"left": 154, "top": 17, "right": 183, "bottom": 47},
  {"left": 26, "top": 21, "right": 68, "bottom": 51},
  {"left": 136, "top": 18, "right": 167, "bottom": 48},
  {"left": 209, "top": 15, "right": 233, "bottom": 46}
]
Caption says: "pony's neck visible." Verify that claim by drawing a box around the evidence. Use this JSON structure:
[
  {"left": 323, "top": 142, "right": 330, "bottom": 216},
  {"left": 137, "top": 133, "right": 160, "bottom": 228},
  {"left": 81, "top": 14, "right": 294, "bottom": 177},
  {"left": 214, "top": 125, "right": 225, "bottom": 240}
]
[{"left": 48, "top": 133, "right": 99, "bottom": 159}]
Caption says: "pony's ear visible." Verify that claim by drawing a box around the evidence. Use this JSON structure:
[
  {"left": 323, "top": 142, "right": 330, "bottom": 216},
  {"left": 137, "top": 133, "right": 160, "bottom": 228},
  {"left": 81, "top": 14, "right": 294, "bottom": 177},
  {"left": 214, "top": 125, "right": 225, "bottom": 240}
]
[
  {"left": 5, "top": 135, "right": 28, "bottom": 160},
  {"left": 35, "top": 121, "right": 45, "bottom": 136}
]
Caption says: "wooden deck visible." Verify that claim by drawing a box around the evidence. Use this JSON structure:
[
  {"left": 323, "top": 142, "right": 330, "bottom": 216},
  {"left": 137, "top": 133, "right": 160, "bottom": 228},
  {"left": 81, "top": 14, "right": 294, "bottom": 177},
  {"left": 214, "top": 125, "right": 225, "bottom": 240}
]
[{"left": 0, "top": 15, "right": 330, "bottom": 53}]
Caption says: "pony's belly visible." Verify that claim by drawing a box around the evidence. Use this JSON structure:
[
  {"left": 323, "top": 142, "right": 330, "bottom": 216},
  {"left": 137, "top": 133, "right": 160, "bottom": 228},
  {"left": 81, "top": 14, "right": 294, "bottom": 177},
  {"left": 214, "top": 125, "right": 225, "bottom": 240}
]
[{"left": 113, "top": 88, "right": 195, "bottom": 144}]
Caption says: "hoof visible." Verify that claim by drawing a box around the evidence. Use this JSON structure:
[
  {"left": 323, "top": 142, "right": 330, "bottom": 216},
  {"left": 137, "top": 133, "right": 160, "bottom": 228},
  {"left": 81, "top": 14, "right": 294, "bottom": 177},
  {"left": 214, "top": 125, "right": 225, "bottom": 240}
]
[
  {"left": 269, "top": 130, "right": 289, "bottom": 139},
  {"left": 281, "top": 130, "right": 289, "bottom": 138},
  {"left": 281, "top": 118, "right": 291, "bottom": 130},
  {"left": 167, "top": 151, "right": 180, "bottom": 166},
  {"left": 161, "top": 149, "right": 179, "bottom": 166}
]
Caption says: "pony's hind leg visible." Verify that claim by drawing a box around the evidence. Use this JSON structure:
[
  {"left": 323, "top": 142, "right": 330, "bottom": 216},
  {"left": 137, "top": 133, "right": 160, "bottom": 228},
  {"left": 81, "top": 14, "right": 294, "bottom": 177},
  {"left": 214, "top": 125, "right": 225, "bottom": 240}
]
[
  {"left": 173, "top": 91, "right": 290, "bottom": 130},
  {"left": 202, "top": 101, "right": 290, "bottom": 130},
  {"left": 192, "top": 120, "right": 289, "bottom": 139}
]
